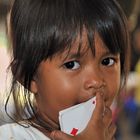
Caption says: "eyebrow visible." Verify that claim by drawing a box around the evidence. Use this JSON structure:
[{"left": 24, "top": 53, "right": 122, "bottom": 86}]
[
  {"left": 98, "top": 42, "right": 120, "bottom": 55},
  {"left": 104, "top": 49, "right": 120, "bottom": 55},
  {"left": 102, "top": 51, "right": 115, "bottom": 56},
  {"left": 64, "top": 52, "right": 81, "bottom": 60}
]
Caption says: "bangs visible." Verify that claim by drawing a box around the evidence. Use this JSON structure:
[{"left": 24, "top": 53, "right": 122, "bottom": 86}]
[{"left": 29, "top": 0, "right": 127, "bottom": 59}]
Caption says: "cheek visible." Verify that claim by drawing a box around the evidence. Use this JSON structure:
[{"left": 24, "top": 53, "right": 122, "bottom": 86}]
[
  {"left": 36, "top": 75, "right": 80, "bottom": 121},
  {"left": 105, "top": 68, "right": 121, "bottom": 106},
  {"left": 109, "top": 74, "right": 120, "bottom": 94}
]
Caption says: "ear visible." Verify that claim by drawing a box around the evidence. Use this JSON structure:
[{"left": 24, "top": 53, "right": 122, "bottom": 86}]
[{"left": 30, "top": 80, "right": 38, "bottom": 94}]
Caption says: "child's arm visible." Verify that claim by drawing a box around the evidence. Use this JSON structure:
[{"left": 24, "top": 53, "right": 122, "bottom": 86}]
[{"left": 50, "top": 93, "right": 116, "bottom": 140}]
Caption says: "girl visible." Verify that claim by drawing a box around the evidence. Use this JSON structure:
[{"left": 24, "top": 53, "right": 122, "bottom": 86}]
[{"left": 0, "top": 0, "right": 130, "bottom": 140}]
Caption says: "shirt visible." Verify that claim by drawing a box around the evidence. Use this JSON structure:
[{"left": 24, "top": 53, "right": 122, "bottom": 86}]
[{"left": 0, "top": 123, "right": 50, "bottom": 140}]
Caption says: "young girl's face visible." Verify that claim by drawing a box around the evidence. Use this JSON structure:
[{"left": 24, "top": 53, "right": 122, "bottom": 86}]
[{"left": 31, "top": 33, "right": 120, "bottom": 126}]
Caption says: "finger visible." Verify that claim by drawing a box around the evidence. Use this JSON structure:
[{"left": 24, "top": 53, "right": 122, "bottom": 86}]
[
  {"left": 108, "top": 122, "right": 117, "bottom": 139},
  {"left": 103, "top": 107, "right": 112, "bottom": 128},
  {"left": 50, "top": 130, "right": 73, "bottom": 140},
  {"left": 92, "top": 92, "right": 104, "bottom": 122}
]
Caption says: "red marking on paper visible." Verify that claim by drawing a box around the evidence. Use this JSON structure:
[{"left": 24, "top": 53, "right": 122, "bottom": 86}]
[
  {"left": 92, "top": 100, "right": 96, "bottom": 104},
  {"left": 70, "top": 128, "right": 78, "bottom": 136}
]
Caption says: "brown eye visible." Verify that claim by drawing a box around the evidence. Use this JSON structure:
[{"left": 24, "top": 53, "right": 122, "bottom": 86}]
[
  {"left": 63, "top": 61, "right": 80, "bottom": 70},
  {"left": 102, "top": 58, "right": 115, "bottom": 66}
]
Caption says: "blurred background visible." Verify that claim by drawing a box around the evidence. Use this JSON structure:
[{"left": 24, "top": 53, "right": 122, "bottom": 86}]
[{"left": 0, "top": 0, "right": 140, "bottom": 140}]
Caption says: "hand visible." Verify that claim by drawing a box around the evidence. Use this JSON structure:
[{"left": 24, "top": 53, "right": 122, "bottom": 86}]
[{"left": 50, "top": 93, "right": 116, "bottom": 140}]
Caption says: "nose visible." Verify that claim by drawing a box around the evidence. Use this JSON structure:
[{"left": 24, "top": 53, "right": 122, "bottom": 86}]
[{"left": 84, "top": 68, "right": 106, "bottom": 90}]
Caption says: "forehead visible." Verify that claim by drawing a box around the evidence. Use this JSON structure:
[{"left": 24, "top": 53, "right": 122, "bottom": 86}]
[{"left": 56, "top": 31, "right": 109, "bottom": 60}]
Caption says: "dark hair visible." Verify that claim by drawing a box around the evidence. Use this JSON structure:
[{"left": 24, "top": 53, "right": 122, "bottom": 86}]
[
  {"left": 117, "top": 0, "right": 136, "bottom": 18},
  {"left": 7, "top": 0, "right": 130, "bottom": 130}
]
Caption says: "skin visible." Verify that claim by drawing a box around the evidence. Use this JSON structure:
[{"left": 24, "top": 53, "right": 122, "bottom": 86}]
[
  {"left": 50, "top": 93, "right": 116, "bottom": 140},
  {"left": 30, "top": 32, "right": 120, "bottom": 139}
]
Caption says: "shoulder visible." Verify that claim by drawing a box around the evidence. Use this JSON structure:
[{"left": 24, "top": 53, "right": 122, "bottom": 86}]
[{"left": 0, "top": 122, "right": 50, "bottom": 140}]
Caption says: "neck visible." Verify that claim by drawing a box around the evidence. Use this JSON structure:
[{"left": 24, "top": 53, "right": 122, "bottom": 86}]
[{"left": 29, "top": 113, "right": 59, "bottom": 137}]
